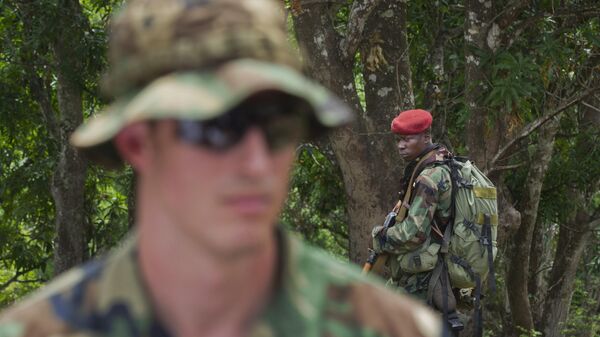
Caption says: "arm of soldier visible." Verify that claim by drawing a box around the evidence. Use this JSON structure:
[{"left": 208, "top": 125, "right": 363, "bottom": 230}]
[
  {"left": 379, "top": 171, "right": 440, "bottom": 254},
  {"left": 0, "top": 295, "right": 74, "bottom": 337},
  {"left": 0, "top": 322, "right": 24, "bottom": 337}
]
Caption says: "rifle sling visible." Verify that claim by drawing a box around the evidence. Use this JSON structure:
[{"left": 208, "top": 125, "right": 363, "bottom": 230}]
[{"left": 395, "top": 149, "right": 439, "bottom": 220}]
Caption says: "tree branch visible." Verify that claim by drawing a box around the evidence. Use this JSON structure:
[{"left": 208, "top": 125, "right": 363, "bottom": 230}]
[
  {"left": 0, "top": 267, "right": 42, "bottom": 292},
  {"left": 27, "top": 70, "right": 60, "bottom": 141},
  {"left": 501, "top": 6, "right": 600, "bottom": 49},
  {"left": 493, "top": 0, "right": 532, "bottom": 30},
  {"left": 588, "top": 217, "right": 600, "bottom": 231},
  {"left": 339, "top": 0, "right": 383, "bottom": 62},
  {"left": 488, "top": 85, "right": 600, "bottom": 174}
]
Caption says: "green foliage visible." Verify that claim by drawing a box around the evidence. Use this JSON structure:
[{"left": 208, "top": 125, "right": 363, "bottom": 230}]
[
  {"left": 86, "top": 167, "right": 132, "bottom": 256},
  {"left": 539, "top": 114, "right": 600, "bottom": 224},
  {"left": 0, "top": 0, "right": 126, "bottom": 306},
  {"left": 0, "top": 57, "right": 56, "bottom": 307},
  {"left": 485, "top": 51, "right": 542, "bottom": 114},
  {"left": 517, "top": 327, "right": 543, "bottom": 337},
  {"left": 281, "top": 145, "right": 348, "bottom": 258},
  {"left": 0, "top": 269, "right": 43, "bottom": 308},
  {"left": 562, "top": 277, "right": 600, "bottom": 337}
]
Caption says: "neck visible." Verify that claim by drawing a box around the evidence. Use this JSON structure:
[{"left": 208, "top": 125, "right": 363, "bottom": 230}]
[
  {"left": 136, "top": 189, "right": 278, "bottom": 337},
  {"left": 411, "top": 143, "right": 437, "bottom": 163}
]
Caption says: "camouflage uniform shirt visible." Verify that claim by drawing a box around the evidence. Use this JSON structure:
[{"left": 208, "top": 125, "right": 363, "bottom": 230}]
[
  {"left": 0, "top": 230, "right": 442, "bottom": 337},
  {"left": 377, "top": 146, "right": 453, "bottom": 292}
]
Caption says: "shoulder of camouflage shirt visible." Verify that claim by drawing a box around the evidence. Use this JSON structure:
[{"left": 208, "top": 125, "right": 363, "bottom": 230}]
[
  {"left": 0, "top": 261, "right": 103, "bottom": 337},
  {"left": 414, "top": 163, "right": 451, "bottom": 192},
  {"left": 287, "top": 234, "right": 442, "bottom": 337},
  {"left": 0, "top": 233, "right": 442, "bottom": 337},
  {"left": 0, "top": 235, "right": 143, "bottom": 337}
]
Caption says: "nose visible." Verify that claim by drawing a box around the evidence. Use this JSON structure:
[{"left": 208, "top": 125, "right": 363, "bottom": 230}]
[
  {"left": 237, "top": 127, "right": 271, "bottom": 177},
  {"left": 397, "top": 140, "right": 405, "bottom": 150}
]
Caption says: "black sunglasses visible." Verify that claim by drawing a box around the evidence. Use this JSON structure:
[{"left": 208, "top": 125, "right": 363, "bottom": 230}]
[{"left": 176, "top": 91, "right": 316, "bottom": 152}]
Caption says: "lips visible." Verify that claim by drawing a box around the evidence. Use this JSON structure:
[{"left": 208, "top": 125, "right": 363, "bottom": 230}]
[{"left": 224, "top": 194, "right": 271, "bottom": 216}]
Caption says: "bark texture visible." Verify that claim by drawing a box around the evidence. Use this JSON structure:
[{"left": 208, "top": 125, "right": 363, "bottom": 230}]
[
  {"left": 292, "top": 0, "right": 411, "bottom": 263},
  {"left": 528, "top": 220, "right": 556, "bottom": 325},
  {"left": 464, "top": 0, "right": 493, "bottom": 169},
  {"left": 540, "top": 93, "right": 600, "bottom": 337},
  {"left": 506, "top": 117, "right": 559, "bottom": 333},
  {"left": 49, "top": 0, "right": 89, "bottom": 274}
]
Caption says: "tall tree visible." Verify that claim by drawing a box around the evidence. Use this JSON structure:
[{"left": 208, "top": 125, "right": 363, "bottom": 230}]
[
  {"left": 291, "top": 0, "right": 410, "bottom": 264},
  {"left": 0, "top": 0, "right": 127, "bottom": 286},
  {"left": 540, "top": 76, "right": 600, "bottom": 336},
  {"left": 13, "top": 0, "right": 91, "bottom": 275}
]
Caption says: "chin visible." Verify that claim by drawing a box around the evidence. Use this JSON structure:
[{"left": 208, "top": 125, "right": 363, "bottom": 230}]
[
  {"left": 228, "top": 218, "right": 275, "bottom": 242},
  {"left": 219, "top": 231, "right": 273, "bottom": 258}
]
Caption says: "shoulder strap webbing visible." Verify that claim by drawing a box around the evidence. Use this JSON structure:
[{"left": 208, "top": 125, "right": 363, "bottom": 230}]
[{"left": 394, "top": 149, "right": 439, "bottom": 220}]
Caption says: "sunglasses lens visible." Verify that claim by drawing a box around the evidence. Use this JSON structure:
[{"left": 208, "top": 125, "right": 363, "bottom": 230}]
[
  {"left": 263, "top": 113, "right": 307, "bottom": 151},
  {"left": 177, "top": 93, "right": 312, "bottom": 152},
  {"left": 177, "top": 118, "right": 243, "bottom": 150}
]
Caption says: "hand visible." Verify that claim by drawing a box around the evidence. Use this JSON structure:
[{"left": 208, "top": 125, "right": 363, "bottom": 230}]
[
  {"left": 372, "top": 225, "right": 387, "bottom": 238},
  {"left": 371, "top": 225, "right": 387, "bottom": 254}
]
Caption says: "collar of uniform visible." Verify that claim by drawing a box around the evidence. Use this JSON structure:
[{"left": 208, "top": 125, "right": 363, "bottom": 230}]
[
  {"left": 412, "top": 143, "right": 440, "bottom": 163},
  {"left": 94, "top": 232, "right": 160, "bottom": 336},
  {"left": 248, "top": 229, "right": 317, "bottom": 337},
  {"left": 95, "top": 228, "right": 318, "bottom": 337}
]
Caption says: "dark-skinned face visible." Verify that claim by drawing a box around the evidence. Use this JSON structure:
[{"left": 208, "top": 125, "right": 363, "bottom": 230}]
[{"left": 396, "top": 133, "right": 430, "bottom": 161}]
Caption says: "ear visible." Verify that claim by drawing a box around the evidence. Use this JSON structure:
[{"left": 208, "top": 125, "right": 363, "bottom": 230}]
[
  {"left": 114, "top": 122, "right": 153, "bottom": 172},
  {"left": 422, "top": 132, "right": 432, "bottom": 144}
]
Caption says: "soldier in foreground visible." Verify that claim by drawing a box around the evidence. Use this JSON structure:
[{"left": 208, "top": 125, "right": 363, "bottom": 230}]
[{"left": 0, "top": 1, "right": 442, "bottom": 337}]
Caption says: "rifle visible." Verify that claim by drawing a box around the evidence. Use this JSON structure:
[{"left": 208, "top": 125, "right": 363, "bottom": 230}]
[
  {"left": 361, "top": 208, "right": 398, "bottom": 274},
  {"left": 362, "top": 149, "right": 438, "bottom": 275}
]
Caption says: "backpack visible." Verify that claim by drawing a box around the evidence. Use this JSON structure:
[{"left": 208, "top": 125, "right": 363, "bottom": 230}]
[
  {"left": 444, "top": 156, "right": 498, "bottom": 291},
  {"left": 395, "top": 153, "right": 499, "bottom": 291},
  {"left": 429, "top": 155, "right": 499, "bottom": 337}
]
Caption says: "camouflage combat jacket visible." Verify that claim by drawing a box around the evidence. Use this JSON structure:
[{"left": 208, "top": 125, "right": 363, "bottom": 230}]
[
  {"left": 0, "top": 230, "right": 442, "bottom": 337},
  {"left": 378, "top": 146, "right": 453, "bottom": 282}
]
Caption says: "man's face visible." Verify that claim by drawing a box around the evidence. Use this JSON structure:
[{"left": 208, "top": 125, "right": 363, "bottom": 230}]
[
  {"left": 139, "top": 117, "right": 298, "bottom": 258},
  {"left": 396, "top": 133, "right": 429, "bottom": 161}
]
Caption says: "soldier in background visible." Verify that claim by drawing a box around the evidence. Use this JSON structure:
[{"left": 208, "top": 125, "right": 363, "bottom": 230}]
[
  {"left": 0, "top": 1, "right": 442, "bottom": 337},
  {"left": 372, "top": 109, "right": 462, "bottom": 333}
]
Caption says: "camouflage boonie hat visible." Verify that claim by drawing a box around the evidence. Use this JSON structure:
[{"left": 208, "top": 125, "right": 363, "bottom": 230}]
[{"left": 71, "top": 0, "right": 352, "bottom": 167}]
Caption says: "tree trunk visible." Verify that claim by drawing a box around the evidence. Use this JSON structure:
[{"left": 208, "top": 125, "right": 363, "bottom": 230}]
[
  {"left": 580, "top": 254, "right": 600, "bottom": 337},
  {"left": 506, "top": 117, "right": 559, "bottom": 333},
  {"left": 464, "top": 0, "right": 493, "bottom": 169},
  {"left": 128, "top": 174, "right": 137, "bottom": 229},
  {"left": 540, "top": 92, "right": 600, "bottom": 337},
  {"left": 360, "top": 0, "right": 411, "bottom": 215},
  {"left": 528, "top": 220, "right": 556, "bottom": 326},
  {"left": 540, "top": 212, "right": 593, "bottom": 337},
  {"left": 292, "top": 0, "right": 413, "bottom": 264},
  {"left": 50, "top": 0, "right": 89, "bottom": 275},
  {"left": 422, "top": 3, "right": 452, "bottom": 149}
]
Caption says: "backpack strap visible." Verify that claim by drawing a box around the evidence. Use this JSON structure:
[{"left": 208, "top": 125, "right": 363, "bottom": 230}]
[
  {"left": 428, "top": 257, "right": 464, "bottom": 336},
  {"left": 442, "top": 157, "right": 485, "bottom": 337},
  {"left": 483, "top": 214, "right": 496, "bottom": 293},
  {"left": 427, "top": 260, "right": 449, "bottom": 315},
  {"left": 440, "top": 157, "right": 461, "bottom": 254},
  {"left": 450, "top": 255, "right": 483, "bottom": 337},
  {"left": 394, "top": 149, "right": 439, "bottom": 216}
]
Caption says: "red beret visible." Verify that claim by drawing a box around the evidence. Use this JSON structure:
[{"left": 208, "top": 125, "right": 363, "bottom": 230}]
[{"left": 390, "top": 109, "right": 433, "bottom": 135}]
